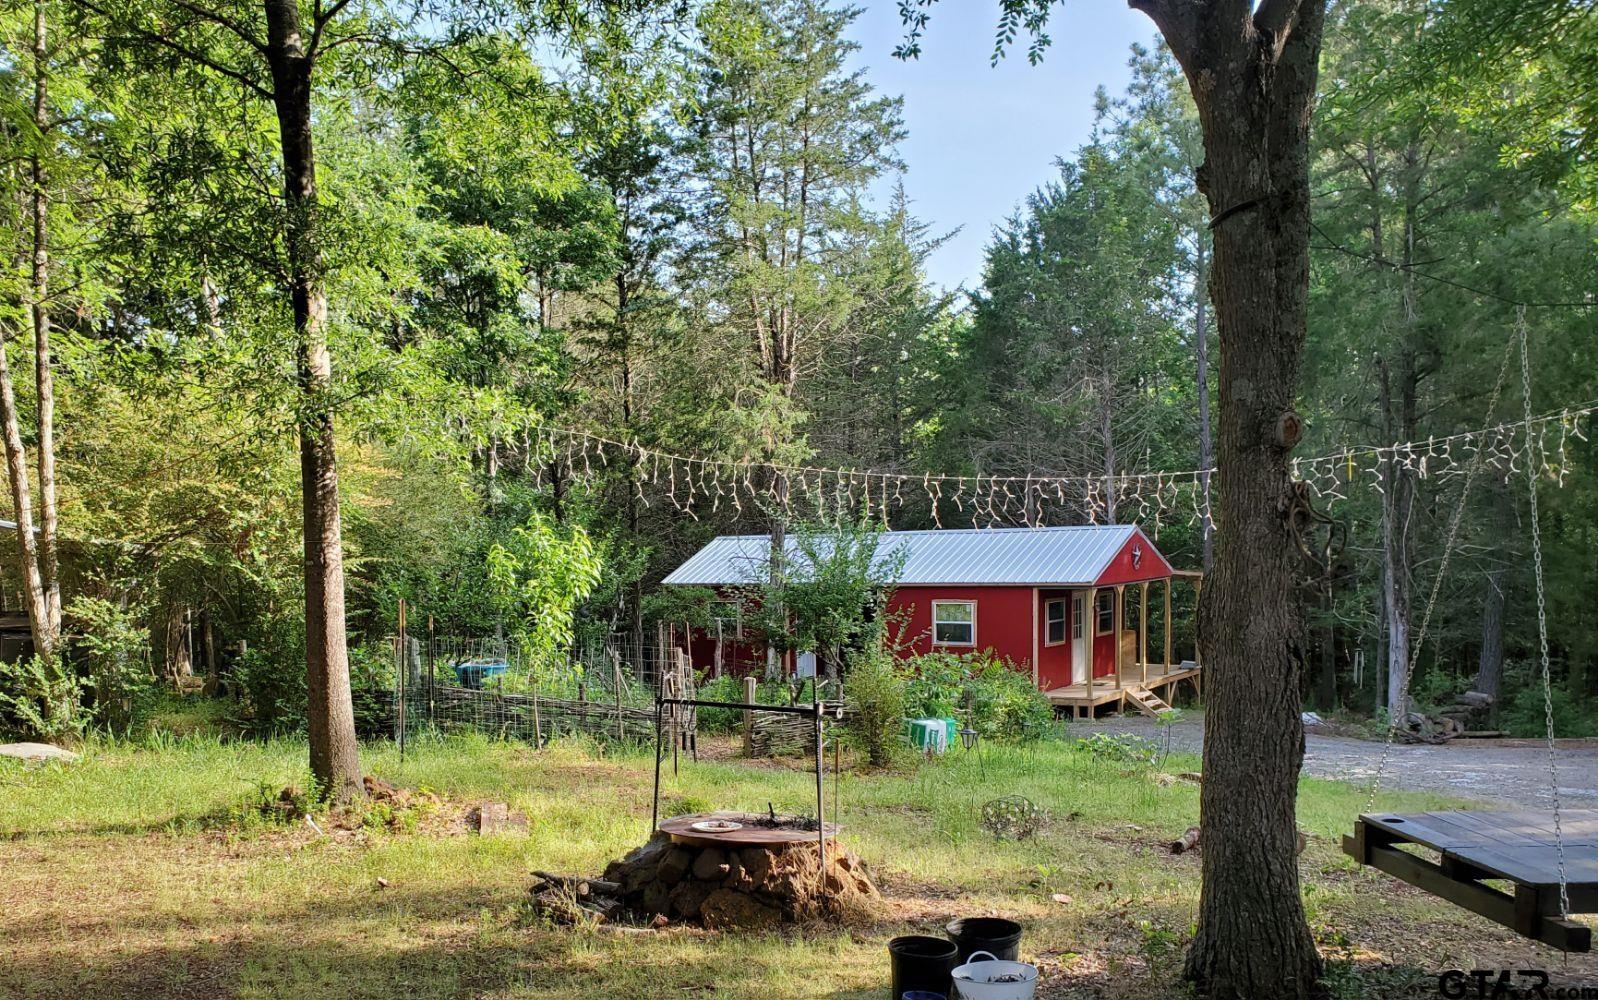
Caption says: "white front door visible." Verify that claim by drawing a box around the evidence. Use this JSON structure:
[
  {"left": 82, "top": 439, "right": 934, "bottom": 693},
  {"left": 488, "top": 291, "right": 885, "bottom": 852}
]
[{"left": 1071, "top": 593, "right": 1088, "bottom": 684}]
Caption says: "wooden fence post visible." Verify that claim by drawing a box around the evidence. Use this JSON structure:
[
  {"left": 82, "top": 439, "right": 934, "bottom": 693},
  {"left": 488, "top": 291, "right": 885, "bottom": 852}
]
[{"left": 743, "top": 675, "right": 758, "bottom": 755}]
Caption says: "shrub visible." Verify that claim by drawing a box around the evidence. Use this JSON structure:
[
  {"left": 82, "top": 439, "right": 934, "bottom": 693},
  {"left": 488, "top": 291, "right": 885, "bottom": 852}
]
[
  {"left": 965, "top": 659, "right": 1055, "bottom": 741},
  {"left": 1501, "top": 666, "right": 1598, "bottom": 738},
  {"left": 902, "top": 651, "right": 1055, "bottom": 741},
  {"left": 66, "top": 596, "right": 154, "bottom": 734},
  {"left": 695, "top": 674, "right": 745, "bottom": 734},
  {"left": 233, "top": 614, "right": 307, "bottom": 734},
  {"left": 902, "top": 651, "right": 965, "bottom": 719},
  {"left": 0, "top": 655, "right": 86, "bottom": 741},
  {"left": 1075, "top": 731, "right": 1160, "bottom": 764},
  {"left": 844, "top": 649, "right": 906, "bottom": 767},
  {"left": 349, "top": 643, "right": 396, "bottom": 738}
]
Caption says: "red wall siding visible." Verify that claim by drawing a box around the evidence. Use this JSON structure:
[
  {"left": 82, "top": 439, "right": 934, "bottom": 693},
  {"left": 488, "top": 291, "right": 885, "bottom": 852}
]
[
  {"left": 889, "top": 586, "right": 1037, "bottom": 673},
  {"left": 1035, "top": 588, "right": 1075, "bottom": 689},
  {"left": 1094, "top": 528, "right": 1174, "bottom": 586}
]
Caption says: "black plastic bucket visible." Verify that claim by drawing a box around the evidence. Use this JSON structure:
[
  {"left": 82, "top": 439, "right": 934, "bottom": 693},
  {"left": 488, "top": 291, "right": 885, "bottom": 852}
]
[
  {"left": 888, "top": 935, "right": 958, "bottom": 1000},
  {"left": 945, "top": 917, "right": 1023, "bottom": 963}
]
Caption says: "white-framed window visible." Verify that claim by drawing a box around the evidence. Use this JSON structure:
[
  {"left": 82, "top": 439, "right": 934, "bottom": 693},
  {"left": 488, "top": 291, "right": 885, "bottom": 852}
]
[
  {"left": 931, "top": 600, "right": 975, "bottom": 646},
  {"left": 1096, "top": 590, "right": 1115, "bottom": 636},
  {"left": 1072, "top": 593, "right": 1085, "bottom": 640},
  {"left": 711, "top": 601, "right": 743, "bottom": 640},
  {"left": 1044, "top": 599, "right": 1068, "bottom": 646}
]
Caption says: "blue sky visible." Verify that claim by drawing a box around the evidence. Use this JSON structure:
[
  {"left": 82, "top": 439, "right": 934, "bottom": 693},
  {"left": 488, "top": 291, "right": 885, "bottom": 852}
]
[{"left": 845, "top": 2, "right": 1159, "bottom": 293}]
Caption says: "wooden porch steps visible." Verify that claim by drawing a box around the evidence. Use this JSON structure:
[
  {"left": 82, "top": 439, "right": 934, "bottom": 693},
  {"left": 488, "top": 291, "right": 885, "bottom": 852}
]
[{"left": 1125, "top": 685, "right": 1173, "bottom": 719}]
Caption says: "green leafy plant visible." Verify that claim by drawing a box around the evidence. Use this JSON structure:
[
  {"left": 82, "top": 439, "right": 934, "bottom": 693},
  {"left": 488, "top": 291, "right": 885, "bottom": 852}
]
[
  {"left": 1075, "top": 731, "right": 1160, "bottom": 765},
  {"left": 901, "top": 651, "right": 1054, "bottom": 741},
  {"left": 66, "top": 596, "right": 154, "bottom": 734},
  {"left": 348, "top": 643, "right": 397, "bottom": 738},
  {"left": 486, "top": 511, "right": 604, "bottom": 684},
  {"left": 0, "top": 655, "right": 86, "bottom": 741},
  {"left": 844, "top": 649, "right": 906, "bottom": 767}
]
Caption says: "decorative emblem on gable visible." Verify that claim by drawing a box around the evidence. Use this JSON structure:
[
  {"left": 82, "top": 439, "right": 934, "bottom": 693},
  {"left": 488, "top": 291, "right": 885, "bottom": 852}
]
[{"left": 1131, "top": 542, "right": 1143, "bottom": 569}]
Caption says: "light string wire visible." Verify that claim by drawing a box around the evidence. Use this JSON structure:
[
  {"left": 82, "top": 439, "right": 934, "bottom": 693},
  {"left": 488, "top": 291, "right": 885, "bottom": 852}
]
[{"left": 504, "top": 395, "right": 1594, "bottom": 529}]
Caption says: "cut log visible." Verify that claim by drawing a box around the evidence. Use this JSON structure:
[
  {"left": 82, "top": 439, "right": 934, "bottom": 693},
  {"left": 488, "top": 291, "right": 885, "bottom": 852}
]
[
  {"left": 531, "top": 871, "right": 622, "bottom": 896},
  {"left": 1170, "top": 826, "right": 1304, "bottom": 856}
]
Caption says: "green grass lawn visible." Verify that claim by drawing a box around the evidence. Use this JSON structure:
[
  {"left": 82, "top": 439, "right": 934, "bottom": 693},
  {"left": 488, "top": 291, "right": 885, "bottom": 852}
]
[{"left": 2, "top": 730, "right": 1592, "bottom": 999}]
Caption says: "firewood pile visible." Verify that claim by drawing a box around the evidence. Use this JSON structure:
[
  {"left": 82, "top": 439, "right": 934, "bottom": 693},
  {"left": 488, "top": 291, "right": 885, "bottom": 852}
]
[
  {"left": 528, "top": 834, "right": 880, "bottom": 929},
  {"left": 1398, "top": 691, "right": 1499, "bottom": 744}
]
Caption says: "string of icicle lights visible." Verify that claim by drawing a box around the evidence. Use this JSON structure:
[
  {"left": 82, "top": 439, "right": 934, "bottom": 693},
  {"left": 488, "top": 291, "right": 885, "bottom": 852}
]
[{"left": 507, "top": 401, "right": 1595, "bottom": 536}]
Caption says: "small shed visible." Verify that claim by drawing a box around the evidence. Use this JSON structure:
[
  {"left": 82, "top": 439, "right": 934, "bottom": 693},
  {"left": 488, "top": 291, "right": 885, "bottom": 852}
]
[{"left": 662, "top": 525, "right": 1201, "bottom": 716}]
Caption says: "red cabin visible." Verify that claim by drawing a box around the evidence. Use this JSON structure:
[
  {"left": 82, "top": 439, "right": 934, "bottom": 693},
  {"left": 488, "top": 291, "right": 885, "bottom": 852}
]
[{"left": 662, "top": 525, "right": 1202, "bottom": 717}]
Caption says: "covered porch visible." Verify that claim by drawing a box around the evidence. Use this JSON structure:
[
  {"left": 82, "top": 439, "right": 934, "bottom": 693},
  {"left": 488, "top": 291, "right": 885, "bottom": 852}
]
[{"left": 1045, "top": 569, "right": 1203, "bottom": 718}]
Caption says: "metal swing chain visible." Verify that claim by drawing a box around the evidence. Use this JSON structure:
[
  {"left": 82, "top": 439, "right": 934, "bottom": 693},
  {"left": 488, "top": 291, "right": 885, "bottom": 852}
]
[
  {"left": 1518, "top": 307, "right": 1571, "bottom": 920},
  {"left": 1367, "top": 338, "right": 1515, "bottom": 811}
]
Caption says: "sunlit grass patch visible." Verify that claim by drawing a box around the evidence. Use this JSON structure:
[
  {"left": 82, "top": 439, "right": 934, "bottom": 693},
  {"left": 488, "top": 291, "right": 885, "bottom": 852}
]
[{"left": 1, "top": 730, "right": 1587, "bottom": 999}]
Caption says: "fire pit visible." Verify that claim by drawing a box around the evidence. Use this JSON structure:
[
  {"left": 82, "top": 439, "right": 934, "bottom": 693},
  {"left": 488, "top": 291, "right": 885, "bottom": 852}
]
[
  {"left": 527, "top": 692, "right": 876, "bottom": 929},
  {"left": 529, "top": 811, "right": 879, "bottom": 929}
]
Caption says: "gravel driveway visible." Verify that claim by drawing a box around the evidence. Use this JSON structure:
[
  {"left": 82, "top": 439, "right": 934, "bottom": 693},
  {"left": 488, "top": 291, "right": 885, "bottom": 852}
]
[{"left": 1070, "top": 713, "right": 1598, "bottom": 808}]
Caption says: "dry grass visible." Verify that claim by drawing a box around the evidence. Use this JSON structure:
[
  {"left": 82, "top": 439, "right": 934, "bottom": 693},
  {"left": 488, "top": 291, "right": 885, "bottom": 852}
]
[{"left": 1, "top": 730, "right": 1594, "bottom": 998}]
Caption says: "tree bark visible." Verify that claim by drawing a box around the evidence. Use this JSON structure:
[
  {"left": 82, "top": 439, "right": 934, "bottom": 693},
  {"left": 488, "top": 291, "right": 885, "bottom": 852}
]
[
  {"left": 201, "top": 606, "right": 219, "bottom": 697},
  {"left": 1193, "top": 236, "right": 1214, "bottom": 572},
  {"left": 1136, "top": 0, "right": 1328, "bottom": 994},
  {"left": 164, "top": 602, "right": 192, "bottom": 682},
  {"left": 1377, "top": 351, "right": 1418, "bottom": 719},
  {"left": 264, "top": 0, "right": 362, "bottom": 804}
]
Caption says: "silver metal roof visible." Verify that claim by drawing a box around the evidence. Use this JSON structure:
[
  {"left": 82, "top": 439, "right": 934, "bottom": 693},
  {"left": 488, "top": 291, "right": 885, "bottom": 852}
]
[{"left": 662, "top": 525, "right": 1157, "bottom": 587}]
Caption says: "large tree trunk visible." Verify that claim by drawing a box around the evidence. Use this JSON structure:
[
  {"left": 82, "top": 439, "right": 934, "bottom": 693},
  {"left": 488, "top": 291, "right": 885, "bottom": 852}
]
[
  {"left": 264, "top": 0, "right": 362, "bottom": 804},
  {"left": 1098, "top": 368, "right": 1118, "bottom": 523},
  {"left": 1376, "top": 351, "right": 1418, "bottom": 719},
  {"left": 1137, "top": 0, "right": 1328, "bottom": 995},
  {"left": 1379, "top": 458, "right": 1410, "bottom": 718}
]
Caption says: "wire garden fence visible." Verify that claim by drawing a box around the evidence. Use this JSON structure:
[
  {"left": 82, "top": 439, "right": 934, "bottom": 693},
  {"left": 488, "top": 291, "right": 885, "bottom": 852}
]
[{"left": 388, "top": 621, "right": 695, "bottom": 751}]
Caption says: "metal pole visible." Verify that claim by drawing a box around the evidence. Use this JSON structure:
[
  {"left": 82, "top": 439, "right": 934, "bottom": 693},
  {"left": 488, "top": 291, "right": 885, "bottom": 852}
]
[
  {"left": 651, "top": 694, "right": 663, "bottom": 835},
  {"left": 832, "top": 718, "right": 841, "bottom": 825},
  {"left": 396, "top": 599, "right": 407, "bottom": 757},
  {"left": 811, "top": 699, "right": 824, "bottom": 869}
]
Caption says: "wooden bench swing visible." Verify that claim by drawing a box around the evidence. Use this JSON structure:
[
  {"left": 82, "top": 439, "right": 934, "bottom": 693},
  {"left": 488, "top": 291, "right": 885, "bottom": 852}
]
[
  {"left": 1342, "top": 326, "right": 1594, "bottom": 952},
  {"left": 1343, "top": 810, "right": 1595, "bottom": 951}
]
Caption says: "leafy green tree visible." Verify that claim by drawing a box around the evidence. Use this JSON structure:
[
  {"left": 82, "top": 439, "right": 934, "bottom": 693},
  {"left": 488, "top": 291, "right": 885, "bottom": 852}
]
[{"left": 486, "top": 511, "right": 604, "bottom": 679}]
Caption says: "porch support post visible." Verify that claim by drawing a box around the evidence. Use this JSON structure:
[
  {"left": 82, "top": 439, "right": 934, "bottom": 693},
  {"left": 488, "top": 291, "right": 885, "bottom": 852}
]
[
  {"left": 1085, "top": 586, "right": 1096, "bottom": 706},
  {"left": 1113, "top": 585, "right": 1124, "bottom": 689},
  {"left": 1163, "top": 578, "right": 1172, "bottom": 671},
  {"left": 1139, "top": 581, "right": 1148, "bottom": 686},
  {"left": 1193, "top": 578, "right": 1203, "bottom": 665}
]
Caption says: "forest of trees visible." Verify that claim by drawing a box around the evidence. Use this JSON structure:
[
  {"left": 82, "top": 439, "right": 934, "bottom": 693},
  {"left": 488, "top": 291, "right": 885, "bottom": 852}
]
[{"left": 0, "top": 0, "right": 1594, "bottom": 758}]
